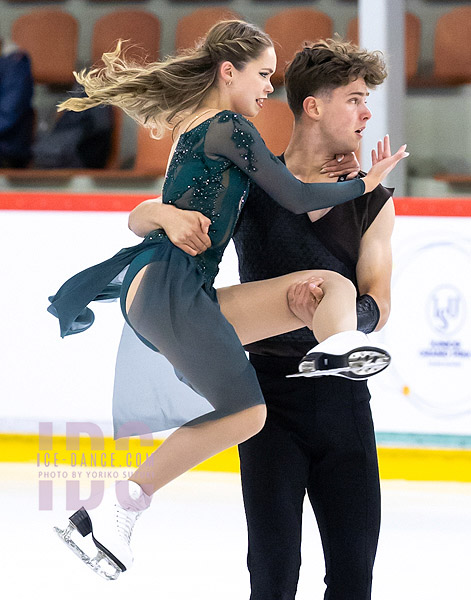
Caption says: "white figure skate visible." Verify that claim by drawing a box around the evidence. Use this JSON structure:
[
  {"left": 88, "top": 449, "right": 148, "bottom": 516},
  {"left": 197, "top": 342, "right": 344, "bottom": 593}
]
[
  {"left": 54, "top": 480, "right": 151, "bottom": 580},
  {"left": 288, "top": 331, "right": 391, "bottom": 380}
]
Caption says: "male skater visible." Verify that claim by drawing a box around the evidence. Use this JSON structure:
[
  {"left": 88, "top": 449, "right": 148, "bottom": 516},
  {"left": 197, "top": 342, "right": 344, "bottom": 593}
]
[{"left": 129, "top": 39, "right": 394, "bottom": 600}]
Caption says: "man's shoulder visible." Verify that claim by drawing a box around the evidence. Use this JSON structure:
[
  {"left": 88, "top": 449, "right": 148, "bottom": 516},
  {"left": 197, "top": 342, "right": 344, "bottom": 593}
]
[
  {"left": 335, "top": 172, "right": 393, "bottom": 217},
  {"left": 243, "top": 170, "right": 393, "bottom": 228},
  {"left": 311, "top": 174, "right": 393, "bottom": 248},
  {"left": 340, "top": 171, "right": 392, "bottom": 200}
]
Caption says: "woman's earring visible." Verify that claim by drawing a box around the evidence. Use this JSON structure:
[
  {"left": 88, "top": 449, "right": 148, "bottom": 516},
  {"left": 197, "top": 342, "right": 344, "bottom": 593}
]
[{"left": 226, "top": 80, "right": 232, "bottom": 87}]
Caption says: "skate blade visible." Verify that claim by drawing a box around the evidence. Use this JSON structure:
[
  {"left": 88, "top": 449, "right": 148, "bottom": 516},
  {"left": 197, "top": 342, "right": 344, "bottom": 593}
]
[
  {"left": 54, "top": 523, "right": 122, "bottom": 581},
  {"left": 347, "top": 349, "right": 391, "bottom": 378},
  {"left": 287, "top": 347, "right": 391, "bottom": 380},
  {"left": 286, "top": 371, "right": 325, "bottom": 379}
]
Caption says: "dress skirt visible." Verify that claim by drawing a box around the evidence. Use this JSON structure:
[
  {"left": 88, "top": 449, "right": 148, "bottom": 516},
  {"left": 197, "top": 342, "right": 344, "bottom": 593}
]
[{"left": 113, "top": 237, "right": 265, "bottom": 438}]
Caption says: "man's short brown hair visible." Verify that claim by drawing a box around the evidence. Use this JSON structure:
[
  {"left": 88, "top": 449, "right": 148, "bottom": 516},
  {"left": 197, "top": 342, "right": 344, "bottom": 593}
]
[{"left": 285, "top": 38, "right": 387, "bottom": 117}]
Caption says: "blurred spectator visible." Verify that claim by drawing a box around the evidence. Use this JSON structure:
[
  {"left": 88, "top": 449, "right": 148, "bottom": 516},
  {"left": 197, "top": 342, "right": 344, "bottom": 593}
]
[
  {"left": 0, "top": 38, "right": 34, "bottom": 168},
  {"left": 32, "top": 91, "right": 113, "bottom": 169}
]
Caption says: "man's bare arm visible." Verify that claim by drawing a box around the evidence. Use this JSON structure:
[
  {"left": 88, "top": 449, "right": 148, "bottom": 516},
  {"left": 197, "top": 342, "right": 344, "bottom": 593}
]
[
  {"left": 356, "top": 198, "right": 395, "bottom": 331},
  {"left": 128, "top": 198, "right": 166, "bottom": 237},
  {"left": 128, "top": 198, "right": 212, "bottom": 256}
]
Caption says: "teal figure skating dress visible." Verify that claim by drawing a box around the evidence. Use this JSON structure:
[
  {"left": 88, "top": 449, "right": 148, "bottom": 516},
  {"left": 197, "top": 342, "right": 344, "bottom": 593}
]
[{"left": 48, "top": 111, "right": 366, "bottom": 436}]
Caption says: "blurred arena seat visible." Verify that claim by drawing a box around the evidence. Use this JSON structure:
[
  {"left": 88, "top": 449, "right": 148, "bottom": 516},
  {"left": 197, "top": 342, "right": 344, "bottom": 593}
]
[
  {"left": 0, "top": 117, "right": 172, "bottom": 181},
  {"left": 0, "top": 100, "right": 292, "bottom": 181},
  {"left": 130, "top": 125, "right": 173, "bottom": 177},
  {"left": 87, "top": 0, "right": 146, "bottom": 2},
  {"left": 264, "top": 9, "right": 333, "bottom": 87},
  {"left": 433, "top": 6, "right": 471, "bottom": 85},
  {"left": 346, "top": 12, "right": 421, "bottom": 81},
  {"left": 5, "top": 0, "right": 64, "bottom": 3},
  {"left": 11, "top": 10, "right": 78, "bottom": 86},
  {"left": 105, "top": 107, "right": 124, "bottom": 170},
  {"left": 248, "top": 99, "right": 294, "bottom": 156},
  {"left": 434, "top": 173, "right": 471, "bottom": 184},
  {"left": 175, "top": 6, "right": 243, "bottom": 53},
  {"left": 92, "top": 10, "right": 161, "bottom": 65},
  {"left": 431, "top": 7, "right": 471, "bottom": 184}
]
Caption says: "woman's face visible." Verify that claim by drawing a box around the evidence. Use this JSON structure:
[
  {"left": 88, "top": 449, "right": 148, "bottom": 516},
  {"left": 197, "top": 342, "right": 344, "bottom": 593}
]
[{"left": 229, "top": 46, "right": 276, "bottom": 116}]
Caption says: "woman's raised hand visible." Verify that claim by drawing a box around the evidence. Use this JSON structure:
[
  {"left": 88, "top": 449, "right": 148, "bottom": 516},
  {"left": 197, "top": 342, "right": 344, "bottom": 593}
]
[
  {"left": 362, "top": 135, "right": 409, "bottom": 193},
  {"left": 320, "top": 152, "right": 360, "bottom": 179}
]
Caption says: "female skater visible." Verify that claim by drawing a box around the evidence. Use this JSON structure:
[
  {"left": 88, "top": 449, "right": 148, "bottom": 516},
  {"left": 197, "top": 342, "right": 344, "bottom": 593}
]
[{"left": 49, "top": 20, "right": 407, "bottom": 579}]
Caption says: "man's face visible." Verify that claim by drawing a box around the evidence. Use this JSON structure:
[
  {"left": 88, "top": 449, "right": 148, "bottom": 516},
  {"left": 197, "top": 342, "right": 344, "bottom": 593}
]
[{"left": 316, "top": 78, "right": 372, "bottom": 154}]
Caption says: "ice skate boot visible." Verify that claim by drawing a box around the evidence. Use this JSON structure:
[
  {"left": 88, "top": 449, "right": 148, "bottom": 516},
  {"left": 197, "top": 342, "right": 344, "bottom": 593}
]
[
  {"left": 287, "top": 331, "right": 391, "bottom": 380},
  {"left": 54, "top": 480, "right": 152, "bottom": 580}
]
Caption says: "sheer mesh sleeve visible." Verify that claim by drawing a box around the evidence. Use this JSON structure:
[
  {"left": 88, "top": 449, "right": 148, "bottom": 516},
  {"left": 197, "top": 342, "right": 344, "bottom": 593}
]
[{"left": 204, "top": 111, "right": 366, "bottom": 214}]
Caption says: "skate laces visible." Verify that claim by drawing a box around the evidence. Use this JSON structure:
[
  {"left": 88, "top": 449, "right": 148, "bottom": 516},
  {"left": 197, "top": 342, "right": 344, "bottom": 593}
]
[{"left": 114, "top": 504, "right": 140, "bottom": 545}]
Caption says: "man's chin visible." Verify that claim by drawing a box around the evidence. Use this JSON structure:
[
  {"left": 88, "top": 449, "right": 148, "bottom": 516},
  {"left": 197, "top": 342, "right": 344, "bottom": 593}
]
[{"left": 336, "top": 146, "right": 358, "bottom": 156}]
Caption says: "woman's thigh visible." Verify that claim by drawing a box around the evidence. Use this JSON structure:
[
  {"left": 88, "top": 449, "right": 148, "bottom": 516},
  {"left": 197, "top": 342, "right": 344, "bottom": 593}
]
[
  {"left": 122, "top": 252, "right": 265, "bottom": 415},
  {"left": 217, "top": 270, "right": 329, "bottom": 346}
]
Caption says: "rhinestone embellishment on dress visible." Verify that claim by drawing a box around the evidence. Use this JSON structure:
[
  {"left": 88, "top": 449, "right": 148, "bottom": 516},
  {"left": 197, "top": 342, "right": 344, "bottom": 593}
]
[{"left": 160, "top": 111, "right": 256, "bottom": 285}]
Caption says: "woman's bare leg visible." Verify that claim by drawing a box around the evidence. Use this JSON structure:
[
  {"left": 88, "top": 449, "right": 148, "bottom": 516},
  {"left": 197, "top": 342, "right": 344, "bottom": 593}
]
[
  {"left": 217, "top": 269, "right": 356, "bottom": 344},
  {"left": 125, "top": 268, "right": 353, "bottom": 496},
  {"left": 126, "top": 266, "right": 354, "bottom": 345},
  {"left": 130, "top": 404, "right": 266, "bottom": 496},
  {"left": 310, "top": 271, "right": 357, "bottom": 341}
]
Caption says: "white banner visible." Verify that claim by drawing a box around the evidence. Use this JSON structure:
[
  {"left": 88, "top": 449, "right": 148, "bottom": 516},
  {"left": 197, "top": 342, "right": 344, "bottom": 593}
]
[
  {"left": 369, "top": 215, "right": 471, "bottom": 436},
  {"left": 1, "top": 209, "right": 470, "bottom": 438}
]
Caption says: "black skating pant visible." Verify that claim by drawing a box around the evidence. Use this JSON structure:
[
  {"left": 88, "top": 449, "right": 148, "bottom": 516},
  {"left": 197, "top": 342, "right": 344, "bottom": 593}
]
[{"left": 238, "top": 354, "right": 381, "bottom": 600}]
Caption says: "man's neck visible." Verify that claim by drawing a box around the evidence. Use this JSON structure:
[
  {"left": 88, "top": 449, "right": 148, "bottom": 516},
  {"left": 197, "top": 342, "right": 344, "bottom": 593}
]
[{"left": 283, "top": 122, "right": 339, "bottom": 183}]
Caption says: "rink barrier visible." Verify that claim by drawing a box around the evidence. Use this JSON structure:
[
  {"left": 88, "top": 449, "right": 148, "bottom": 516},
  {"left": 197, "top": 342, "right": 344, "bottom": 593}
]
[
  {"left": 1, "top": 433, "right": 471, "bottom": 482},
  {"left": 0, "top": 191, "right": 471, "bottom": 216},
  {"left": 2, "top": 193, "right": 471, "bottom": 481}
]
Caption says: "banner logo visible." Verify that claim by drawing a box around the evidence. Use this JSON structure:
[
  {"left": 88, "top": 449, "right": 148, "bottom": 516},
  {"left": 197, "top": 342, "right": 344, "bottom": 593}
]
[{"left": 427, "top": 285, "right": 465, "bottom": 336}]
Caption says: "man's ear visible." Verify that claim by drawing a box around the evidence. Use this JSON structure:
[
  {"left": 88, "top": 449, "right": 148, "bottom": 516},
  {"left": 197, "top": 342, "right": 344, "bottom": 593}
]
[
  {"left": 219, "top": 60, "right": 235, "bottom": 86},
  {"left": 302, "top": 96, "right": 323, "bottom": 121}
]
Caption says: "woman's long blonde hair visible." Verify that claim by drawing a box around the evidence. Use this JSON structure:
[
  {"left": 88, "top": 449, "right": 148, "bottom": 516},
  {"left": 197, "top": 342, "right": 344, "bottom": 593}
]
[{"left": 59, "top": 20, "right": 273, "bottom": 138}]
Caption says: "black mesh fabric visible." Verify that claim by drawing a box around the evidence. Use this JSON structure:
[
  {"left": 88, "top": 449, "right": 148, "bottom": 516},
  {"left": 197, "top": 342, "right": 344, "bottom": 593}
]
[{"left": 233, "top": 158, "right": 392, "bottom": 356}]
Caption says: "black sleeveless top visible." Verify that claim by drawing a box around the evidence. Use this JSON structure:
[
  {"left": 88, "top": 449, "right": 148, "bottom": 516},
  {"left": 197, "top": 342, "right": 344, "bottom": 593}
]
[{"left": 233, "top": 157, "right": 393, "bottom": 356}]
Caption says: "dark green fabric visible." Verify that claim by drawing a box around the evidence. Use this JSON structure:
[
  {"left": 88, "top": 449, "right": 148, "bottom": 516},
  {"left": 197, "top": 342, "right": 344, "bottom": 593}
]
[{"left": 48, "top": 110, "right": 365, "bottom": 338}]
